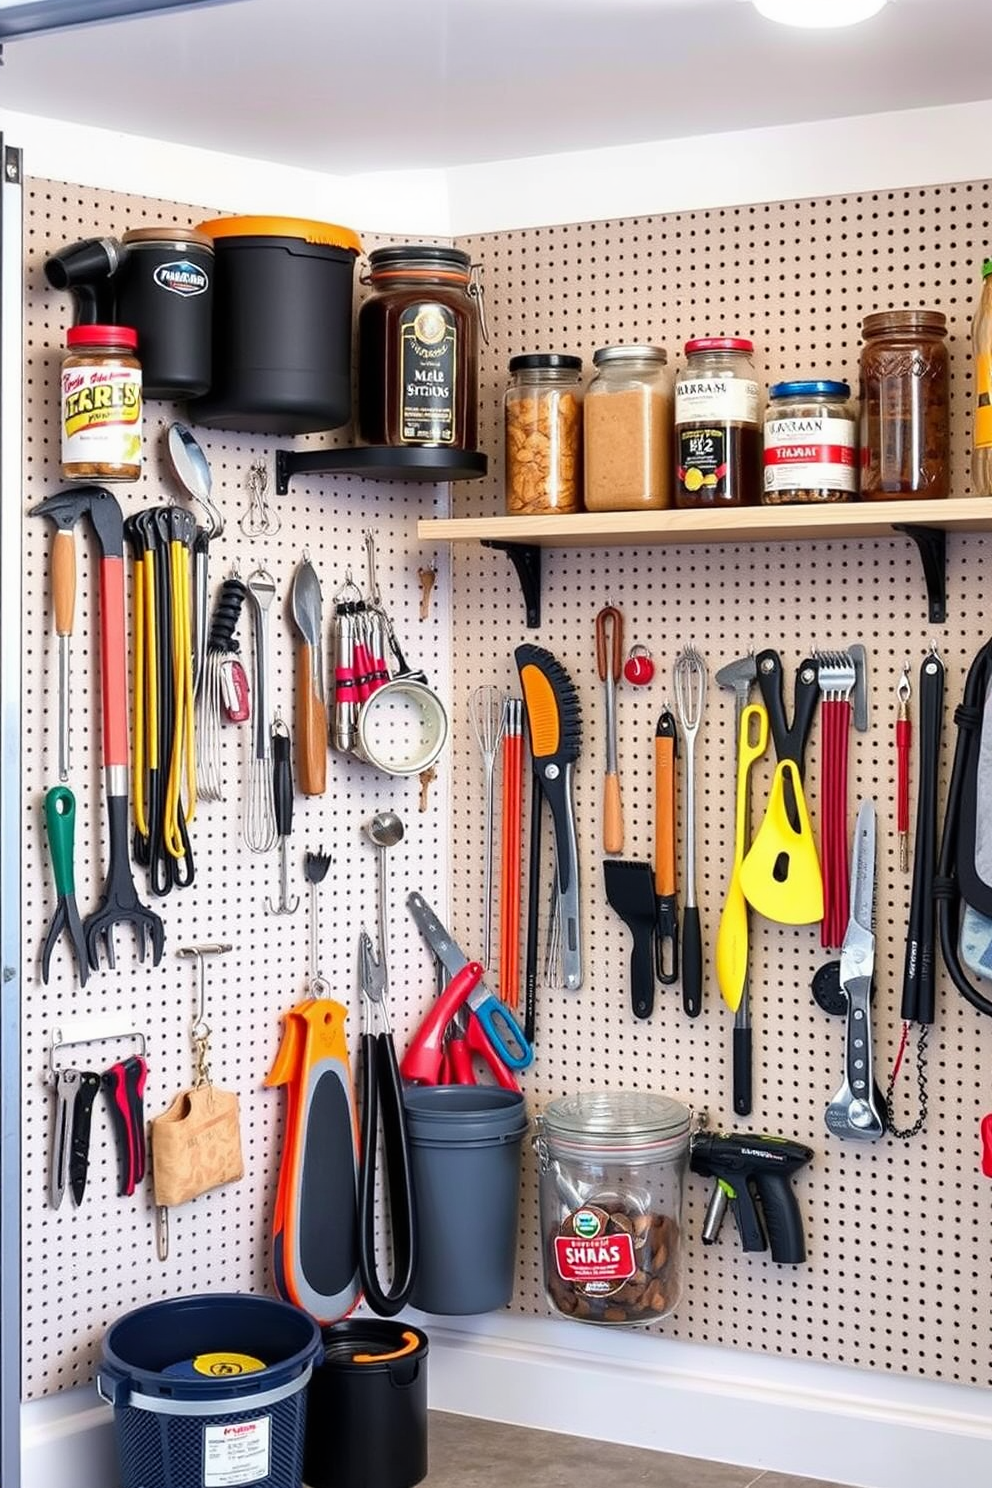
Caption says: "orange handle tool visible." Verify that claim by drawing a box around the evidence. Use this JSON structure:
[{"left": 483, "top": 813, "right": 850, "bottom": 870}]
[
  {"left": 596, "top": 606, "right": 624, "bottom": 854},
  {"left": 296, "top": 641, "right": 328, "bottom": 796}
]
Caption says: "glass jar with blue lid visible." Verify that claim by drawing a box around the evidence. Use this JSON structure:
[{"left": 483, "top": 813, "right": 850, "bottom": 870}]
[{"left": 762, "top": 378, "right": 857, "bottom": 505}]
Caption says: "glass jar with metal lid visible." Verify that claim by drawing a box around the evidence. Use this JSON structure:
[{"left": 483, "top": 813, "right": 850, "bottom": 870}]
[
  {"left": 859, "top": 309, "right": 949, "bottom": 500},
  {"left": 762, "top": 380, "right": 857, "bottom": 505},
  {"left": 504, "top": 354, "right": 583, "bottom": 514},
  {"left": 358, "top": 245, "right": 485, "bottom": 450},
  {"left": 584, "top": 345, "right": 672, "bottom": 511},
  {"left": 674, "top": 336, "right": 762, "bottom": 507},
  {"left": 534, "top": 1090, "right": 690, "bottom": 1325}
]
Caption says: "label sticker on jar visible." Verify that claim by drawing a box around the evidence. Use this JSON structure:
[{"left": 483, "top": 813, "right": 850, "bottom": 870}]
[
  {"left": 399, "top": 302, "right": 456, "bottom": 445},
  {"left": 61, "top": 363, "right": 142, "bottom": 471},
  {"left": 677, "top": 426, "right": 728, "bottom": 498},
  {"left": 675, "top": 376, "right": 759, "bottom": 424},
  {"left": 763, "top": 415, "right": 856, "bottom": 494},
  {"left": 554, "top": 1206, "right": 637, "bottom": 1296}
]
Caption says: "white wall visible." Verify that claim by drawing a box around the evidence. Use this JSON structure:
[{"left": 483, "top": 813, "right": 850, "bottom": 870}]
[{"left": 7, "top": 93, "right": 992, "bottom": 1488}]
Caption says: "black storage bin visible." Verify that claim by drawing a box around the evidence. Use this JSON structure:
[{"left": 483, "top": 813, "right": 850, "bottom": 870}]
[
  {"left": 189, "top": 215, "right": 361, "bottom": 435},
  {"left": 115, "top": 227, "right": 214, "bottom": 399},
  {"left": 304, "top": 1321, "right": 428, "bottom": 1488}
]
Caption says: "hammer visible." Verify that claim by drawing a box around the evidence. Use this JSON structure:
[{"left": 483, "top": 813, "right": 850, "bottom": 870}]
[
  {"left": 30, "top": 486, "right": 164, "bottom": 969},
  {"left": 29, "top": 490, "right": 84, "bottom": 781}
]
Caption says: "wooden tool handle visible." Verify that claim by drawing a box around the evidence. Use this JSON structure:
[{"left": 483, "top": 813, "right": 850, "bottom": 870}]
[
  {"left": 603, "top": 771, "right": 623, "bottom": 854},
  {"left": 654, "top": 734, "right": 676, "bottom": 896},
  {"left": 296, "top": 642, "right": 327, "bottom": 796},
  {"left": 52, "top": 529, "right": 76, "bottom": 637}
]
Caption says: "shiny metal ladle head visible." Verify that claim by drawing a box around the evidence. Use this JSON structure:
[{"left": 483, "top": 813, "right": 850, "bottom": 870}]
[
  {"left": 365, "top": 809, "right": 405, "bottom": 850},
  {"left": 166, "top": 421, "right": 224, "bottom": 538}
]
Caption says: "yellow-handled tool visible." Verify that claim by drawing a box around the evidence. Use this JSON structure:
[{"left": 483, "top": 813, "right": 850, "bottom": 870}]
[{"left": 716, "top": 704, "right": 769, "bottom": 1012}]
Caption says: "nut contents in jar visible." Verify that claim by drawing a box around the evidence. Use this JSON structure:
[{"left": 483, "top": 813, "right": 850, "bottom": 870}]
[
  {"left": 535, "top": 1090, "right": 689, "bottom": 1325},
  {"left": 674, "top": 336, "right": 762, "bottom": 508},
  {"left": 61, "top": 324, "right": 142, "bottom": 481},
  {"left": 762, "top": 380, "right": 857, "bottom": 505},
  {"left": 584, "top": 345, "right": 672, "bottom": 511},
  {"left": 859, "top": 309, "right": 949, "bottom": 501},
  {"left": 504, "top": 354, "right": 583, "bottom": 515}
]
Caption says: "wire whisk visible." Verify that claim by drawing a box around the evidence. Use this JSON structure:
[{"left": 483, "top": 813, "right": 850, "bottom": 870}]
[{"left": 470, "top": 685, "right": 508, "bottom": 968}]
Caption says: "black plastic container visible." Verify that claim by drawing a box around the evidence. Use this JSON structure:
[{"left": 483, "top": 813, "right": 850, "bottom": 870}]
[
  {"left": 115, "top": 227, "right": 214, "bottom": 399},
  {"left": 189, "top": 215, "right": 361, "bottom": 435},
  {"left": 304, "top": 1320, "right": 428, "bottom": 1488}
]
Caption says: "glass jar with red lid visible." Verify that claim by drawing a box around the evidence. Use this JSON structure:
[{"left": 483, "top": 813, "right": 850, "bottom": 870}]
[{"left": 674, "top": 336, "right": 762, "bottom": 507}]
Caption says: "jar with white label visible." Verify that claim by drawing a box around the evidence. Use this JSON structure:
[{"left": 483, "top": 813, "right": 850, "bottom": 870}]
[
  {"left": 762, "top": 380, "right": 857, "bottom": 504},
  {"left": 534, "top": 1091, "right": 690, "bottom": 1326},
  {"left": 674, "top": 336, "right": 761, "bottom": 507},
  {"left": 61, "top": 324, "right": 142, "bottom": 481}
]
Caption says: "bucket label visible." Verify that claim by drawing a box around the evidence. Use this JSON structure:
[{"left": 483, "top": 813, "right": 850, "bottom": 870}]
[
  {"left": 398, "top": 301, "right": 456, "bottom": 445},
  {"left": 154, "top": 259, "right": 209, "bottom": 297},
  {"left": 202, "top": 1416, "right": 271, "bottom": 1487},
  {"left": 554, "top": 1206, "right": 636, "bottom": 1296}
]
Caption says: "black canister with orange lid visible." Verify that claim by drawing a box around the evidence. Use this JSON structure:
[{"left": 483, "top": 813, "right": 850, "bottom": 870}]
[{"left": 189, "top": 215, "right": 362, "bottom": 435}]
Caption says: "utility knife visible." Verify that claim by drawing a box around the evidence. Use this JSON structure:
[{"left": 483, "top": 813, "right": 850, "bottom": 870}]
[{"left": 69, "top": 1071, "right": 102, "bottom": 1205}]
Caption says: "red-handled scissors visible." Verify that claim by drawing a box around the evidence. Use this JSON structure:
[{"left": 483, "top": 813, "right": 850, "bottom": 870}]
[{"left": 440, "top": 1005, "right": 521, "bottom": 1092}]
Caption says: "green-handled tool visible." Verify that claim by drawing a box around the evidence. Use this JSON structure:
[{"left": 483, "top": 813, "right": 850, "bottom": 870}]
[{"left": 41, "top": 786, "right": 89, "bottom": 986}]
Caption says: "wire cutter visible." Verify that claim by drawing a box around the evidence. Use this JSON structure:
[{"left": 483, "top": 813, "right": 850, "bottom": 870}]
[{"left": 357, "top": 930, "right": 417, "bottom": 1317}]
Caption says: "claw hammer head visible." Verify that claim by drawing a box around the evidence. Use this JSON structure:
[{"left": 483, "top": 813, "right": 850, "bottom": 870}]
[{"left": 30, "top": 485, "right": 124, "bottom": 557}]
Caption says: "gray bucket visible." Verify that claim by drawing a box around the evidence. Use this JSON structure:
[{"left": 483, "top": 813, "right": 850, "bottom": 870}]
[{"left": 404, "top": 1087, "right": 527, "bottom": 1315}]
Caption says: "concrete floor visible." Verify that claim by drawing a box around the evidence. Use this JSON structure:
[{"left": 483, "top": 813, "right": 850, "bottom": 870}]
[{"left": 426, "top": 1412, "right": 848, "bottom": 1488}]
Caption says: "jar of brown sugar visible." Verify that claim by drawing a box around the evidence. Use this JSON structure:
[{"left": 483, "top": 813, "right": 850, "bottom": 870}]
[
  {"left": 584, "top": 345, "right": 672, "bottom": 511},
  {"left": 61, "top": 324, "right": 142, "bottom": 481},
  {"left": 859, "top": 309, "right": 949, "bottom": 501},
  {"left": 504, "top": 354, "right": 583, "bottom": 515}
]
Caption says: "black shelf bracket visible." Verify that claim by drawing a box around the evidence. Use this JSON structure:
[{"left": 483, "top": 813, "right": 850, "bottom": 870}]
[
  {"left": 893, "top": 523, "right": 947, "bottom": 624},
  {"left": 483, "top": 541, "right": 542, "bottom": 629}
]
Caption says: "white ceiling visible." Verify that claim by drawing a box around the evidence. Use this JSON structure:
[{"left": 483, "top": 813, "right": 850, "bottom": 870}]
[{"left": 0, "top": 0, "right": 990, "bottom": 175}]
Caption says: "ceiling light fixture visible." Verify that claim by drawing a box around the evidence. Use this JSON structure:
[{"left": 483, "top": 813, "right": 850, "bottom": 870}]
[
  {"left": 752, "top": 0, "right": 890, "bottom": 28},
  {"left": 0, "top": 0, "right": 240, "bottom": 42}
]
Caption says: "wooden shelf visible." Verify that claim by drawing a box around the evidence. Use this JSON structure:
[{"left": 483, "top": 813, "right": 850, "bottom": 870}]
[
  {"left": 418, "top": 497, "right": 992, "bottom": 628},
  {"left": 417, "top": 496, "right": 992, "bottom": 549}
]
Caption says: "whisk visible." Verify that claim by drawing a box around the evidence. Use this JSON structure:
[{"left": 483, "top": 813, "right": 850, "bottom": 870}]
[
  {"left": 470, "top": 685, "right": 508, "bottom": 967},
  {"left": 673, "top": 643, "right": 707, "bottom": 1018}
]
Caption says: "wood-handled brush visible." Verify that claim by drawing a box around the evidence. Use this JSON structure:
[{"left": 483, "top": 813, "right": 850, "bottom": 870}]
[{"left": 515, "top": 644, "right": 583, "bottom": 992}]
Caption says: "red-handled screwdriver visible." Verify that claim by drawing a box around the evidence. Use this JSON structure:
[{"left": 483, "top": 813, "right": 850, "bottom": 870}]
[{"left": 896, "top": 663, "right": 911, "bottom": 873}]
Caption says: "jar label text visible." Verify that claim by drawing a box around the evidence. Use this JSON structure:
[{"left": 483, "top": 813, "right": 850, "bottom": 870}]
[
  {"left": 398, "top": 302, "right": 457, "bottom": 444},
  {"left": 676, "top": 377, "right": 759, "bottom": 424}
]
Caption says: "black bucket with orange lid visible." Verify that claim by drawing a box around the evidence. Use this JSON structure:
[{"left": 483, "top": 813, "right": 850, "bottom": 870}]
[{"left": 189, "top": 214, "right": 361, "bottom": 435}]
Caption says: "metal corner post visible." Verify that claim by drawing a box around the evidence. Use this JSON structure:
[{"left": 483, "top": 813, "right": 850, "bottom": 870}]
[{"left": 0, "top": 136, "right": 23, "bottom": 1488}]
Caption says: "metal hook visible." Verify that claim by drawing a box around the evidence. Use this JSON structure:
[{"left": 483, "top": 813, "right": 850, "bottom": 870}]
[
  {"left": 176, "top": 944, "right": 232, "bottom": 1085},
  {"left": 364, "top": 529, "right": 383, "bottom": 609}
]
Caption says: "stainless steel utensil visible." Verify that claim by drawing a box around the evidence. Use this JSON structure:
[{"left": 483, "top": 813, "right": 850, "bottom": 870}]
[
  {"left": 469, "top": 685, "right": 508, "bottom": 968},
  {"left": 244, "top": 569, "right": 278, "bottom": 853},
  {"left": 364, "top": 810, "right": 405, "bottom": 997}
]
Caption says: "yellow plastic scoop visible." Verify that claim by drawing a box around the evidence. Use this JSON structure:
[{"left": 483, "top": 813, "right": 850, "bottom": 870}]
[
  {"left": 739, "top": 760, "right": 824, "bottom": 926},
  {"left": 716, "top": 705, "right": 769, "bottom": 1012}
]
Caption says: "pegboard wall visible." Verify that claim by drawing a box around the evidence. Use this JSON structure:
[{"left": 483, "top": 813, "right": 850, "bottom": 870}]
[
  {"left": 20, "top": 179, "right": 454, "bottom": 1397},
  {"left": 450, "top": 183, "right": 992, "bottom": 1385}
]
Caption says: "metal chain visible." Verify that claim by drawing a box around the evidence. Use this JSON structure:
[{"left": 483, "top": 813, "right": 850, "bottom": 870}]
[
  {"left": 885, "top": 1023, "right": 929, "bottom": 1140},
  {"left": 191, "top": 1022, "right": 211, "bottom": 1089}
]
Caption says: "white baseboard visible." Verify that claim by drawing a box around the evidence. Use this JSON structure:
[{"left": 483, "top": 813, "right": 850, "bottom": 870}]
[{"left": 20, "top": 1316, "right": 992, "bottom": 1488}]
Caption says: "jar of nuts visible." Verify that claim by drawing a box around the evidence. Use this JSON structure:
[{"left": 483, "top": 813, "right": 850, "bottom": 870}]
[
  {"left": 762, "top": 380, "right": 857, "bottom": 505},
  {"left": 504, "top": 354, "right": 583, "bottom": 515},
  {"left": 535, "top": 1090, "right": 690, "bottom": 1326}
]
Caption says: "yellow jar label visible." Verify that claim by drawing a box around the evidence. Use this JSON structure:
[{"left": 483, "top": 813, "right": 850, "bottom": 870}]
[
  {"left": 976, "top": 352, "right": 992, "bottom": 450},
  {"left": 61, "top": 361, "right": 142, "bottom": 468}
]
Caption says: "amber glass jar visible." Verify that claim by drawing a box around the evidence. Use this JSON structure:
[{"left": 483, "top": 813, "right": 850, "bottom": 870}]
[
  {"left": 358, "top": 246, "right": 481, "bottom": 450},
  {"left": 859, "top": 310, "right": 949, "bottom": 501},
  {"left": 674, "top": 337, "right": 762, "bottom": 507},
  {"left": 61, "top": 324, "right": 142, "bottom": 481}
]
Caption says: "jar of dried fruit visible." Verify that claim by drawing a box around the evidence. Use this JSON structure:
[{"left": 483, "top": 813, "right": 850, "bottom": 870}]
[
  {"left": 535, "top": 1090, "right": 690, "bottom": 1326},
  {"left": 584, "top": 345, "right": 672, "bottom": 511},
  {"left": 504, "top": 354, "right": 583, "bottom": 515}
]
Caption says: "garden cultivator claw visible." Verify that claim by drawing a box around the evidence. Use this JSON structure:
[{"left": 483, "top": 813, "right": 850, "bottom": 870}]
[{"left": 32, "top": 486, "right": 165, "bottom": 970}]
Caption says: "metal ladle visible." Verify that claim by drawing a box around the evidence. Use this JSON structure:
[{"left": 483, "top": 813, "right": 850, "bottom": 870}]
[{"left": 364, "top": 810, "right": 405, "bottom": 995}]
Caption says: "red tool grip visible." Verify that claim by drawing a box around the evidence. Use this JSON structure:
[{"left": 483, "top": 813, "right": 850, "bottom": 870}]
[
  {"left": 981, "top": 1113, "right": 992, "bottom": 1178},
  {"left": 896, "top": 717, "right": 911, "bottom": 835},
  {"left": 445, "top": 1037, "right": 475, "bottom": 1085},
  {"left": 99, "top": 556, "right": 129, "bottom": 769},
  {"left": 400, "top": 962, "right": 485, "bottom": 1084}
]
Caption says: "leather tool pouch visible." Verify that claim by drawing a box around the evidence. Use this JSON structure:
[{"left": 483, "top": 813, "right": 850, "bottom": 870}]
[{"left": 150, "top": 1085, "right": 243, "bottom": 1207}]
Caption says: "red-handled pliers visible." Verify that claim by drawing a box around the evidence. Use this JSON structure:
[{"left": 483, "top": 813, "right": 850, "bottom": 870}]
[{"left": 400, "top": 962, "right": 485, "bottom": 1084}]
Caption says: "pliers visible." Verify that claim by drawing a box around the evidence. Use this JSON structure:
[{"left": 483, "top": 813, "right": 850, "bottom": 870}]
[
  {"left": 357, "top": 931, "right": 417, "bottom": 1317},
  {"left": 41, "top": 787, "right": 89, "bottom": 986}
]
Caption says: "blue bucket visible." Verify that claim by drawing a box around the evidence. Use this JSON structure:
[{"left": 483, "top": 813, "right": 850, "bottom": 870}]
[{"left": 97, "top": 1293, "right": 321, "bottom": 1488}]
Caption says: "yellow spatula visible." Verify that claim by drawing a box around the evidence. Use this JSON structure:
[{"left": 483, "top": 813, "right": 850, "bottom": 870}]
[
  {"left": 716, "top": 704, "right": 769, "bottom": 1011},
  {"left": 739, "top": 760, "right": 824, "bottom": 926}
]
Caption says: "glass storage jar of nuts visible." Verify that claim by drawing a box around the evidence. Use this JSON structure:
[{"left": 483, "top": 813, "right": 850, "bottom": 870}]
[
  {"left": 535, "top": 1090, "right": 690, "bottom": 1325},
  {"left": 504, "top": 354, "right": 583, "bottom": 515},
  {"left": 762, "top": 380, "right": 857, "bottom": 504}
]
